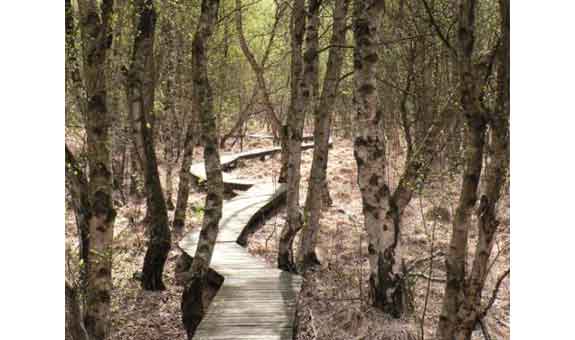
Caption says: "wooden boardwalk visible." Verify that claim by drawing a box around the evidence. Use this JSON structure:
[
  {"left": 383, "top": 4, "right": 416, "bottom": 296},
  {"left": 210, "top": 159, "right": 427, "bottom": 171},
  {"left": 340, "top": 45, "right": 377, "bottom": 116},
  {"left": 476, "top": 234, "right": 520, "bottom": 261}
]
[
  {"left": 188, "top": 143, "right": 315, "bottom": 190},
  {"left": 178, "top": 145, "right": 310, "bottom": 339}
]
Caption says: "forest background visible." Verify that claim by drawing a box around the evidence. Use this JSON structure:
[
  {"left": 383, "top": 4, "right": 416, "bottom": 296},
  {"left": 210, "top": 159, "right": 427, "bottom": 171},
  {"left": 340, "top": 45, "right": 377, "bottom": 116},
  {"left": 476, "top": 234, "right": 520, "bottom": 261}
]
[{"left": 1, "top": 1, "right": 574, "bottom": 339}]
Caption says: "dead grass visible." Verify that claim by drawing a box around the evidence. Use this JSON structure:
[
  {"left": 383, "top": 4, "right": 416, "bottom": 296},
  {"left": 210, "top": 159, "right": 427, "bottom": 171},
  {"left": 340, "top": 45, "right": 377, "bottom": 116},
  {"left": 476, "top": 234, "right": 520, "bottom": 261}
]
[{"left": 65, "top": 136, "right": 509, "bottom": 340}]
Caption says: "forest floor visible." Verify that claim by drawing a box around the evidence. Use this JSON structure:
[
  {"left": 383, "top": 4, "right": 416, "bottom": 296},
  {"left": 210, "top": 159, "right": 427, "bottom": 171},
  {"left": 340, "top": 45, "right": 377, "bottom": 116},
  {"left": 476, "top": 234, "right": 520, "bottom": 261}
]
[{"left": 65, "top": 135, "right": 509, "bottom": 340}]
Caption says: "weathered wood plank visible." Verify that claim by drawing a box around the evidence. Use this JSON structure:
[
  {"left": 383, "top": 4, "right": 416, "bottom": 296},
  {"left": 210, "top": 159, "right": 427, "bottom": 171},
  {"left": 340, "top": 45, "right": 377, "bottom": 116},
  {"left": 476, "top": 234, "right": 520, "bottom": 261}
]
[
  {"left": 178, "top": 144, "right": 316, "bottom": 339},
  {"left": 189, "top": 142, "right": 317, "bottom": 183}
]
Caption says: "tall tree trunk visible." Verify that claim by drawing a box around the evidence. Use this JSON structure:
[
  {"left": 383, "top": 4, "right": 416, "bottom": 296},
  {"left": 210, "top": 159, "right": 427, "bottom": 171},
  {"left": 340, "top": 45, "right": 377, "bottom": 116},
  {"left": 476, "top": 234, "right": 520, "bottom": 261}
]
[
  {"left": 352, "top": 0, "right": 406, "bottom": 317},
  {"left": 277, "top": 0, "right": 306, "bottom": 272},
  {"left": 439, "top": 1, "right": 510, "bottom": 339},
  {"left": 162, "top": 15, "right": 178, "bottom": 211},
  {"left": 171, "top": 18, "right": 197, "bottom": 231},
  {"left": 127, "top": 0, "right": 172, "bottom": 291},
  {"left": 77, "top": 1, "right": 116, "bottom": 339},
  {"left": 180, "top": 0, "right": 224, "bottom": 338},
  {"left": 298, "top": 0, "right": 349, "bottom": 271}
]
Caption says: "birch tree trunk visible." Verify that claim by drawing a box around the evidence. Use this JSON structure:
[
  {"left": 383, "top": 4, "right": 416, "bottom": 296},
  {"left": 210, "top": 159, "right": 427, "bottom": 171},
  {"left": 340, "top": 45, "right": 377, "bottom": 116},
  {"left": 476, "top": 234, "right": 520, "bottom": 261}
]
[
  {"left": 298, "top": 0, "right": 349, "bottom": 270},
  {"left": 439, "top": 1, "right": 510, "bottom": 339},
  {"left": 162, "top": 15, "right": 178, "bottom": 211},
  {"left": 127, "top": 0, "right": 172, "bottom": 291},
  {"left": 277, "top": 0, "right": 306, "bottom": 272},
  {"left": 171, "top": 13, "right": 198, "bottom": 232},
  {"left": 181, "top": 0, "right": 224, "bottom": 338},
  {"left": 437, "top": 0, "right": 485, "bottom": 337},
  {"left": 173, "top": 116, "right": 198, "bottom": 232},
  {"left": 352, "top": 0, "right": 406, "bottom": 317},
  {"left": 77, "top": 1, "right": 116, "bottom": 339}
]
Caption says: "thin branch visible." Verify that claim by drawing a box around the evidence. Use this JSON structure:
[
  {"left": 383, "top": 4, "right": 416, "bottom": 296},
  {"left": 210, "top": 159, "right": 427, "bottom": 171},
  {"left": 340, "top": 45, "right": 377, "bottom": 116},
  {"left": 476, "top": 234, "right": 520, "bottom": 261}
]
[
  {"left": 377, "top": 76, "right": 416, "bottom": 98},
  {"left": 216, "top": 0, "right": 265, "bottom": 25},
  {"left": 420, "top": 0, "right": 456, "bottom": 55},
  {"left": 317, "top": 33, "right": 436, "bottom": 55},
  {"left": 336, "top": 70, "right": 354, "bottom": 87},
  {"left": 261, "top": 2, "right": 288, "bottom": 67},
  {"left": 479, "top": 268, "right": 510, "bottom": 319}
]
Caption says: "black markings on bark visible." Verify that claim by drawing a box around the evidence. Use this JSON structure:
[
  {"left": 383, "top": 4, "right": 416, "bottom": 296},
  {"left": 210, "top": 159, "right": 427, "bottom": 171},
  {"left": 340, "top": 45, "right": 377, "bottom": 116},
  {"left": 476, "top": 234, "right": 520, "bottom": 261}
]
[
  {"left": 88, "top": 94, "right": 106, "bottom": 113},
  {"left": 359, "top": 83, "right": 375, "bottom": 95},
  {"left": 91, "top": 190, "right": 116, "bottom": 223},
  {"left": 96, "top": 289, "right": 111, "bottom": 304}
]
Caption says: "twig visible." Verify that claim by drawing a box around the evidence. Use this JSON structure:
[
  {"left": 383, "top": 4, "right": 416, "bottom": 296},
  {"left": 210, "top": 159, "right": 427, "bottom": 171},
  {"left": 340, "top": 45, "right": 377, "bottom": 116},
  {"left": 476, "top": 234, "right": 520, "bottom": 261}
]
[
  {"left": 420, "top": 0, "right": 456, "bottom": 55},
  {"left": 309, "top": 308, "right": 318, "bottom": 339},
  {"left": 479, "top": 268, "right": 510, "bottom": 319}
]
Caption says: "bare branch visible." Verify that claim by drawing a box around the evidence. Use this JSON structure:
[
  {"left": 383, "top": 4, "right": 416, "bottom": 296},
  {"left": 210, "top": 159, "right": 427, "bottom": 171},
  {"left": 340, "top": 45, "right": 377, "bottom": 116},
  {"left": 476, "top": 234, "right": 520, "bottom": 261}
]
[
  {"left": 479, "top": 268, "right": 510, "bottom": 319},
  {"left": 420, "top": 0, "right": 456, "bottom": 54}
]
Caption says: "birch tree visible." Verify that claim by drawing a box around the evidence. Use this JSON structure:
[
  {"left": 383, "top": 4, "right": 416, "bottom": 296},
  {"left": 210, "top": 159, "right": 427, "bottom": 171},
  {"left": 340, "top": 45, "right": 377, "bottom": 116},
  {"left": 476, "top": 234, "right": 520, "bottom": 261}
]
[
  {"left": 436, "top": 0, "right": 510, "bottom": 338},
  {"left": 277, "top": 0, "right": 306, "bottom": 272},
  {"left": 180, "top": 0, "right": 224, "bottom": 337},
  {"left": 76, "top": 0, "right": 116, "bottom": 338},
  {"left": 127, "top": 0, "right": 172, "bottom": 291},
  {"left": 352, "top": 0, "right": 408, "bottom": 316},
  {"left": 298, "top": 0, "right": 349, "bottom": 270}
]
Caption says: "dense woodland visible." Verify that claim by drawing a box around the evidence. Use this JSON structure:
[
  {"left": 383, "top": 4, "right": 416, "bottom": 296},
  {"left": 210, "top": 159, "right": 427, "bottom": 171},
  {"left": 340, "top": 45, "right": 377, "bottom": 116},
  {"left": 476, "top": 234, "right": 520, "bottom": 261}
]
[{"left": 65, "top": 0, "right": 510, "bottom": 339}]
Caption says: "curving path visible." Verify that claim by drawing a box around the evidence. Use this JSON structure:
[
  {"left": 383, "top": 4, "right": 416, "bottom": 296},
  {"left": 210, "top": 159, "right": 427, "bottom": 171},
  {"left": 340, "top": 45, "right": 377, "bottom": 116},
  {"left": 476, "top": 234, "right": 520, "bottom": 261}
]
[{"left": 178, "top": 143, "right": 317, "bottom": 339}]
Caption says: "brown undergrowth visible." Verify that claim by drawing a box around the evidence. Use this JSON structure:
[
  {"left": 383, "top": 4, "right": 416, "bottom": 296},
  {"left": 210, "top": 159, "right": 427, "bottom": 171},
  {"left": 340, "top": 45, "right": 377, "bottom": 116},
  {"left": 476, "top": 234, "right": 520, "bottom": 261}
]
[{"left": 65, "top": 135, "right": 509, "bottom": 340}]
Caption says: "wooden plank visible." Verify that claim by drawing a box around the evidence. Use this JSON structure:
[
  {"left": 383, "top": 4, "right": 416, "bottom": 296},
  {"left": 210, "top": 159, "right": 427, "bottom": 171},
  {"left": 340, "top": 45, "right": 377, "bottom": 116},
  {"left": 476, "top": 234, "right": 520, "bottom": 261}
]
[
  {"left": 189, "top": 142, "right": 318, "bottom": 182},
  {"left": 194, "top": 325, "right": 294, "bottom": 339},
  {"left": 247, "top": 133, "right": 314, "bottom": 142},
  {"left": 178, "top": 145, "right": 311, "bottom": 339}
]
